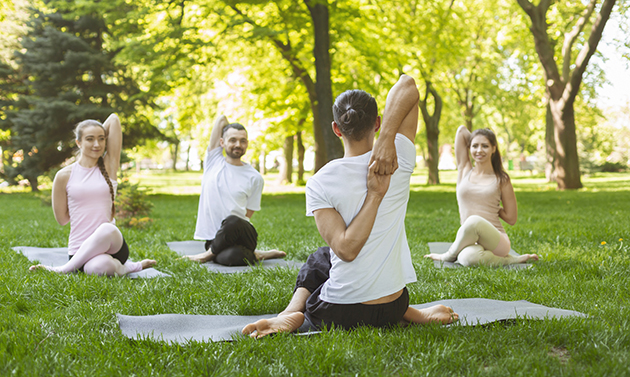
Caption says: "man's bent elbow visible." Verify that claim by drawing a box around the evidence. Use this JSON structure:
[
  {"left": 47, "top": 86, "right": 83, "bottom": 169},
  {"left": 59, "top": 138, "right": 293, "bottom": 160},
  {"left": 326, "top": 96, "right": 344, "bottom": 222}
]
[
  {"left": 399, "top": 75, "right": 419, "bottom": 100},
  {"left": 335, "top": 248, "right": 359, "bottom": 262}
]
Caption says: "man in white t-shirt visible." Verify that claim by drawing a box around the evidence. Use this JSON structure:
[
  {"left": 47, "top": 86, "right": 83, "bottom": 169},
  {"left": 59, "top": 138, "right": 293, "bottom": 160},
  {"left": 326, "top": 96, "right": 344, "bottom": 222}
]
[
  {"left": 184, "top": 115, "right": 285, "bottom": 266},
  {"left": 242, "top": 75, "right": 459, "bottom": 337}
]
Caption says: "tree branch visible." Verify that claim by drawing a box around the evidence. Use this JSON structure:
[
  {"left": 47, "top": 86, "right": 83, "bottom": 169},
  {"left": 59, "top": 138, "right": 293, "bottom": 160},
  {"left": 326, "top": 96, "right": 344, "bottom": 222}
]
[
  {"left": 229, "top": 5, "right": 316, "bottom": 98},
  {"left": 516, "top": 0, "right": 535, "bottom": 16},
  {"left": 562, "top": 0, "right": 597, "bottom": 81},
  {"left": 516, "top": 0, "right": 563, "bottom": 97},
  {"left": 565, "top": 0, "right": 616, "bottom": 103}
]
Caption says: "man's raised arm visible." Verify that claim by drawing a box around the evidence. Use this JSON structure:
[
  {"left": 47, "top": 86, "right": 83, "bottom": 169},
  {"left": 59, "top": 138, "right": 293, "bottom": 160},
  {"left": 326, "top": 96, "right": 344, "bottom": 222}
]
[
  {"left": 370, "top": 75, "right": 420, "bottom": 175},
  {"left": 208, "top": 114, "right": 229, "bottom": 151}
]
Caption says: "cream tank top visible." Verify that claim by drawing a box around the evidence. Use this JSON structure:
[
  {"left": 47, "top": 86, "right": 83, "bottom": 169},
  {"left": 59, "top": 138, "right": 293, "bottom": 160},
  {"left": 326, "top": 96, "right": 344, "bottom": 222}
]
[
  {"left": 66, "top": 163, "right": 117, "bottom": 255},
  {"left": 456, "top": 169, "right": 505, "bottom": 234}
]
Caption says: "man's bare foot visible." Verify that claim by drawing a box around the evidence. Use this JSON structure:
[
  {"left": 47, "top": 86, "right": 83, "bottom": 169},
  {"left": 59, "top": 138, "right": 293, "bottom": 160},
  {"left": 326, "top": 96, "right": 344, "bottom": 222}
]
[
  {"left": 404, "top": 305, "right": 459, "bottom": 325},
  {"left": 140, "top": 259, "right": 157, "bottom": 270},
  {"left": 181, "top": 250, "right": 215, "bottom": 263},
  {"left": 242, "top": 312, "right": 305, "bottom": 339},
  {"left": 254, "top": 249, "right": 287, "bottom": 261}
]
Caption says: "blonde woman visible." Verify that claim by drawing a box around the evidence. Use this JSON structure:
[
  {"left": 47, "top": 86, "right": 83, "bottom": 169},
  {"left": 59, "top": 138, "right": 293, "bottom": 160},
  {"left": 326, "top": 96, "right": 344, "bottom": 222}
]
[{"left": 30, "top": 114, "right": 155, "bottom": 275}]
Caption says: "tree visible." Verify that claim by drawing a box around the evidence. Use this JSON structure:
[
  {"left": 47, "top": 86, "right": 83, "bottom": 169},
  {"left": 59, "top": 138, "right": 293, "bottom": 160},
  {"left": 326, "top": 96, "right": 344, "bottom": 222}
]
[
  {"left": 0, "top": 6, "right": 154, "bottom": 190},
  {"left": 226, "top": 0, "right": 343, "bottom": 170},
  {"left": 420, "top": 81, "right": 443, "bottom": 184},
  {"left": 517, "top": 0, "right": 617, "bottom": 189}
]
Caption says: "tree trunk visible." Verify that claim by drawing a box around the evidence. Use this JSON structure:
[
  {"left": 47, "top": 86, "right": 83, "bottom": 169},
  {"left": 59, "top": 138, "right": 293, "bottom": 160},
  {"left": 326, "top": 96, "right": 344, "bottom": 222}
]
[
  {"left": 455, "top": 87, "right": 475, "bottom": 132},
  {"left": 297, "top": 131, "right": 305, "bottom": 183},
  {"left": 545, "top": 101, "right": 556, "bottom": 182},
  {"left": 462, "top": 101, "right": 474, "bottom": 132},
  {"left": 28, "top": 175, "right": 39, "bottom": 192},
  {"left": 231, "top": 4, "right": 328, "bottom": 171},
  {"left": 308, "top": 90, "right": 327, "bottom": 171},
  {"left": 305, "top": 0, "right": 344, "bottom": 166},
  {"left": 171, "top": 141, "right": 179, "bottom": 171},
  {"left": 517, "top": 0, "right": 615, "bottom": 189},
  {"left": 281, "top": 135, "right": 294, "bottom": 184},
  {"left": 551, "top": 99, "right": 582, "bottom": 189},
  {"left": 260, "top": 150, "right": 266, "bottom": 175},
  {"left": 419, "top": 81, "right": 442, "bottom": 185},
  {"left": 185, "top": 142, "right": 191, "bottom": 171}
]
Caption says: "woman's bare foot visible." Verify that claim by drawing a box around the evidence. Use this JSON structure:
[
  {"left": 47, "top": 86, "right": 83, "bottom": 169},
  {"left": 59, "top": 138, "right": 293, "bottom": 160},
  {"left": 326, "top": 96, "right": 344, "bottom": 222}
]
[
  {"left": 29, "top": 264, "right": 55, "bottom": 272},
  {"left": 515, "top": 254, "right": 539, "bottom": 263},
  {"left": 404, "top": 305, "right": 459, "bottom": 325},
  {"left": 254, "top": 249, "right": 287, "bottom": 261},
  {"left": 242, "top": 312, "right": 304, "bottom": 339},
  {"left": 140, "top": 259, "right": 157, "bottom": 270}
]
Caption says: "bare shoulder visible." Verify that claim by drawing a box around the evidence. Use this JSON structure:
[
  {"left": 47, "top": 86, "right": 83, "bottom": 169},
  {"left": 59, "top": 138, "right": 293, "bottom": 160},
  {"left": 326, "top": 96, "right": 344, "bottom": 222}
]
[
  {"left": 500, "top": 174, "right": 513, "bottom": 189},
  {"left": 54, "top": 165, "right": 73, "bottom": 182}
]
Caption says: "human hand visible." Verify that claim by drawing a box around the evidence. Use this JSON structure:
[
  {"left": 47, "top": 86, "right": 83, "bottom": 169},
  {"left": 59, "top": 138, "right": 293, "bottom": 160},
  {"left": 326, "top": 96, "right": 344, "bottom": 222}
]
[
  {"left": 369, "top": 137, "right": 398, "bottom": 175},
  {"left": 367, "top": 160, "right": 392, "bottom": 199}
]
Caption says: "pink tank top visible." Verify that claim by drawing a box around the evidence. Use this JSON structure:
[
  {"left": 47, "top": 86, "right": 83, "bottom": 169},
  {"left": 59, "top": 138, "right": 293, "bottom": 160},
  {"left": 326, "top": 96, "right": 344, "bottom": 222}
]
[
  {"left": 456, "top": 169, "right": 505, "bottom": 234},
  {"left": 66, "top": 163, "right": 117, "bottom": 255}
]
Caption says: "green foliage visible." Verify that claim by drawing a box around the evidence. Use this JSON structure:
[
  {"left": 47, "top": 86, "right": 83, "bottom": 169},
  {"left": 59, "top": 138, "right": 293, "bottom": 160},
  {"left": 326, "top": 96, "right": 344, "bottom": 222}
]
[
  {"left": 598, "top": 161, "right": 628, "bottom": 172},
  {"left": 114, "top": 180, "right": 154, "bottom": 229},
  {"left": 0, "top": 2, "right": 159, "bottom": 190},
  {"left": 1, "top": 172, "right": 630, "bottom": 375}
]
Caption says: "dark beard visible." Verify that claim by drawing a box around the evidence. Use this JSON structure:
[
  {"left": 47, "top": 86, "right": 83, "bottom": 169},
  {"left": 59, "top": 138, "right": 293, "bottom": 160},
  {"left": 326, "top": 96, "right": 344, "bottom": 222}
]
[{"left": 225, "top": 148, "right": 244, "bottom": 159}]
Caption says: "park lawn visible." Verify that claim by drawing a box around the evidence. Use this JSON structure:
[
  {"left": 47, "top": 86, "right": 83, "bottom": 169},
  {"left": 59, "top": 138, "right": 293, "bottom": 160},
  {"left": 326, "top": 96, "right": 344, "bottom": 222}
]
[{"left": 1, "top": 170, "right": 630, "bottom": 376}]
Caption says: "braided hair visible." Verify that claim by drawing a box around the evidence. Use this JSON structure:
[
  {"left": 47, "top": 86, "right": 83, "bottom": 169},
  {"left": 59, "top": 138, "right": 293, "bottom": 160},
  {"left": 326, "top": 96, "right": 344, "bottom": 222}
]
[
  {"left": 332, "top": 89, "right": 378, "bottom": 141},
  {"left": 74, "top": 120, "right": 116, "bottom": 220},
  {"left": 469, "top": 128, "right": 509, "bottom": 186}
]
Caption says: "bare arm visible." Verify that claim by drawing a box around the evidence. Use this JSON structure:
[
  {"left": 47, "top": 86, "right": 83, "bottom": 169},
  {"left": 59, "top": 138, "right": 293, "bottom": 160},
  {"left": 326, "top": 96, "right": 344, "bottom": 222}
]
[
  {"left": 312, "top": 161, "right": 391, "bottom": 262},
  {"left": 102, "top": 113, "right": 122, "bottom": 178},
  {"left": 208, "top": 115, "right": 229, "bottom": 151},
  {"left": 455, "top": 125, "right": 472, "bottom": 184},
  {"left": 370, "top": 75, "right": 420, "bottom": 175},
  {"left": 51, "top": 167, "right": 71, "bottom": 226},
  {"left": 246, "top": 209, "right": 255, "bottom": 219},
  {"left": 498, "top": 177, "right": 517, "bottom": 226}
]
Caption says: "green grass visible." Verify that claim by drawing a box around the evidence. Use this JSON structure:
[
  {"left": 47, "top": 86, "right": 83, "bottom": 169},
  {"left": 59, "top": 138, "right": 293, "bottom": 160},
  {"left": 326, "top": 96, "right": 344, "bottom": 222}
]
[{"left": 1, "top": 170, "right": 630, "bottom": 376}]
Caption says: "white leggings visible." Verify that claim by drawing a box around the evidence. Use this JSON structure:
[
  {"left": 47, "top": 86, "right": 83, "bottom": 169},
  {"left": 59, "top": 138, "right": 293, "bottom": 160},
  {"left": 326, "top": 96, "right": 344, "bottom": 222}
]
[
  {"left": 442, "top": 215, "right": 521, "bottom": 266},
  {"left": 53, "top": 223, "right": 142, "bottom": 276}
]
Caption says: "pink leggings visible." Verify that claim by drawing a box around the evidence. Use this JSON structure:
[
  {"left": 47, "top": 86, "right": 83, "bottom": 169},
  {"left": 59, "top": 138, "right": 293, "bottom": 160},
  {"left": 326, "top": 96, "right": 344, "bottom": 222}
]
[
  {"left": 53, "top": 223, "right": 142, "bottom": 276},
  {"left": 441, "top": 215, "right": 522, "bottom": 266}
]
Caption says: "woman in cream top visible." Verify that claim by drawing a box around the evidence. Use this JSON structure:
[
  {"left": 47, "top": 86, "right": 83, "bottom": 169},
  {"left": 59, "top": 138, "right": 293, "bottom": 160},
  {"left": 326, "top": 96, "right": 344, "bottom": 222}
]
[{"left": 425, "top": 126, "right": 538, "bottom": 266}]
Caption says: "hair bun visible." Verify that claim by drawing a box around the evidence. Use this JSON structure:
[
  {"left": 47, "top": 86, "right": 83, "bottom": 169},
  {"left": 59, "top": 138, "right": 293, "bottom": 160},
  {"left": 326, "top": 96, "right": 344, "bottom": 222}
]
[{"left": 342, "top": 108, "right": 366, "bottom": 126}]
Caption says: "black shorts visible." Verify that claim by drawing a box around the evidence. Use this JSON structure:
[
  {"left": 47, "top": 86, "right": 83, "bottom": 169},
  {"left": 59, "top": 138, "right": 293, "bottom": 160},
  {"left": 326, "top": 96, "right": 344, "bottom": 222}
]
[
  {"left": 204, "top": 215, "right": 258, "bottom": 266},
  {"left": 69, "top": 238, "right": 129, "bottom": 272},
  {"left": 297, "top": 246, "right": 410, "bottom": 330},
  {"left": 305, "top": 287, "right": 410, "bottom": 330}
]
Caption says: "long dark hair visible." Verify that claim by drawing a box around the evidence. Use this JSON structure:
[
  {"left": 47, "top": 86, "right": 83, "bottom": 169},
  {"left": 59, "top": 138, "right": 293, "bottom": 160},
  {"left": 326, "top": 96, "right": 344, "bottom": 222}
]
[
  {"left": 469, "top": 128, "right": 509, "bottom": 185},
  {"left": 74, "top": 120, "right": 116, "bottom": 219},
  {"left": 332, "top": 89, "right": 378, "bottom": 141}
]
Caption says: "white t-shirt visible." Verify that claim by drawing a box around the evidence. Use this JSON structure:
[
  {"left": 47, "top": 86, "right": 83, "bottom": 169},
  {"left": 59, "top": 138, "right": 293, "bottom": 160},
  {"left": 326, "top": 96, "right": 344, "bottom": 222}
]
[
  {"left": 194, "top": 147, "right": 264, "bottom": 240},
  {"left": 305, "top": 134, "right": 418, "bottom": 304}
]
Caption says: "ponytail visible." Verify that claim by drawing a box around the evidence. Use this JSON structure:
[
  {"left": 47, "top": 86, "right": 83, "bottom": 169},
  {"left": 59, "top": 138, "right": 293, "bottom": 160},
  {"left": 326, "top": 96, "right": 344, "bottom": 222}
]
[{"left": 97, "top": 156, "right": 116, "bottom": 220}]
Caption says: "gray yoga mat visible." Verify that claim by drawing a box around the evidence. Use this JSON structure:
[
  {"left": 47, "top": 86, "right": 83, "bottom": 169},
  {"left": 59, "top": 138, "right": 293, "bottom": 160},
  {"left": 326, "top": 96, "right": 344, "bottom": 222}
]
[
  {"left": 428, "top": 242, "right": 529, "bottom": 269},
  {"left": 13, "top": 246, "right": 170, "bottom": 279},
  {"left": 117, "top": 298, "right": 586, "bottom": 343},
  {"left": 167, "top": 241, "right": 304, "bottom": 273}
]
